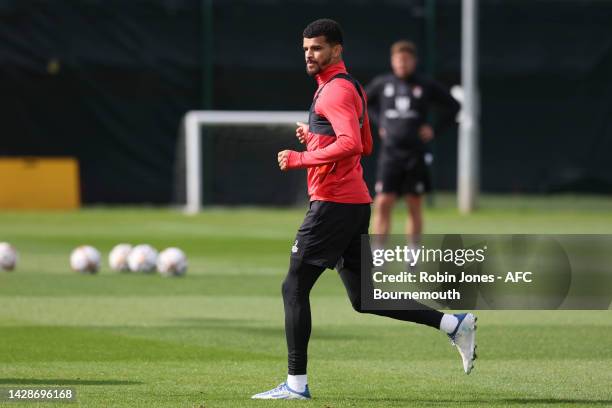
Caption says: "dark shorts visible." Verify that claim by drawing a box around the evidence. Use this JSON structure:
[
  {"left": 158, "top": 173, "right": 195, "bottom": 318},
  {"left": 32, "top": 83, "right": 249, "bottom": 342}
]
[
  {"left": 290, "top": 200, "right": 371, "bottom": 270},
  {"left": 376, "top": 151, "right": 432, "bottom": 196}
]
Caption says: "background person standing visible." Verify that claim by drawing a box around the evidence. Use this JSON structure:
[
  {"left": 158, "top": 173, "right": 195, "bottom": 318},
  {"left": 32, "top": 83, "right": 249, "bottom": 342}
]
[{"left": 366, "top": 40, "right": 460, "bottom": 245}]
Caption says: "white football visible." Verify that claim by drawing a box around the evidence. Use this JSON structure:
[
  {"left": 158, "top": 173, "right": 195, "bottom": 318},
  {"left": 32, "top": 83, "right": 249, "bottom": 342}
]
[
  {"left": 70, "top": 245, "right": 101, "bottom": 274},
  {"left": 157, "top": 247, "right": 187, "bottom": 277},
  {"left": 0, "top": 242, "right": 18, "bottom": 271},
  {"left": 127, "top": 244, "right": 158, "bottom": 273},
  {"left": 109, "top": 244, "right": 132, "bottom": 272}
]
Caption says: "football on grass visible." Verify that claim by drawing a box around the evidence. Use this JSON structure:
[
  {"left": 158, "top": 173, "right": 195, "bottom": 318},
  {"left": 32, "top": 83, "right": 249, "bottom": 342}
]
[
  {"left": 70, "top": 245, "right": 101, "bottom": 273},
  {"left": 157, "top": 247, "right": 187, "bottom": 277},
  {"left": 109, "top": 243, "right": 132, "bottom": 272},
  {"left": 0, "top": 242, "right": 18, "bottom": 271},
  {"left": 127, "top": 244, "right": 158, "bottom": 273}
]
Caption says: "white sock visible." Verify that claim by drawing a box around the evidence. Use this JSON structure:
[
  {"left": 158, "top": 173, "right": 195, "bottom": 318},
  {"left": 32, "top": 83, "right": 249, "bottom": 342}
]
[
  {"left": 439, "top": 314, "right": 459, "bottom": 334},
  {"left": 287, "top": 374, "right": 307, "bottom": 393}
]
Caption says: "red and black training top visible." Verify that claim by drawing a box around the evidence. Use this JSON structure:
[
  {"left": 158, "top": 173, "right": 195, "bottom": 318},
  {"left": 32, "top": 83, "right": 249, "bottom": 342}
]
[{"left": 286, "top": 61, "right": 373, "bottom": 204}]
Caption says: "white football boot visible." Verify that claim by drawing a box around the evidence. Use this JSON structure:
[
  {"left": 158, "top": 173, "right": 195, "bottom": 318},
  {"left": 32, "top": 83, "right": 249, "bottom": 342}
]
[
  {"left": 251, "top": 382, "right": 311, "bottom": 400},
  {"left": 448, "top": 313, "right": 478, "bottom": 374}
]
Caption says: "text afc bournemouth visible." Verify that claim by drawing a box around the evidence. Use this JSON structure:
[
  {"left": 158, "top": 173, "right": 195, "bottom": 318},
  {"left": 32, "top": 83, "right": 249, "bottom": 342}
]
[{"left": 371, "top": 271, "right": 533, "bottom": 301}]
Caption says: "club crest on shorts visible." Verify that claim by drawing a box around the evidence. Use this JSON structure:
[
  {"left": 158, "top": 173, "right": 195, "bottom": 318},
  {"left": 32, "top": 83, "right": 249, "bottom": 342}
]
[{"left": 291, "top": 240, "right": 299, "bottom": 254}]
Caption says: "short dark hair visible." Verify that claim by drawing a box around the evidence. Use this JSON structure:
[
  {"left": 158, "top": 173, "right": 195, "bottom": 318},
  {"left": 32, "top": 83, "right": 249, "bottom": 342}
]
[
  {"left": 391, "top": 40, "right": 417, "bottom": 56},
  {"left": 303, "top": 19, "right": 343, "bottom": 45}
]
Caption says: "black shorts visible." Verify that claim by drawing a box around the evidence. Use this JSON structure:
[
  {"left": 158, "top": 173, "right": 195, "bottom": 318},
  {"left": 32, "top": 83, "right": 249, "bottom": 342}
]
[
  {"left": 290, "top": 200, "right": 371, "bottom": 270},
  {"left": 376, "top": 151, "right": 432, "bottom": 196}
]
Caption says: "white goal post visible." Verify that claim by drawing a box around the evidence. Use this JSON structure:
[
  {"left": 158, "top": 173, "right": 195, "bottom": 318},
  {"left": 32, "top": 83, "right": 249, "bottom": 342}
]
[{"left": 182, "top": 110, "right": 308, "bottom": 214}]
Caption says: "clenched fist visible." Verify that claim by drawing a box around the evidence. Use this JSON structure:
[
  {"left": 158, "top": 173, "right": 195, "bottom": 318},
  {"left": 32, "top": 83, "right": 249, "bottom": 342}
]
[
  {"left": 278, "top": 150, "right": 292, "bottom": 171},
  {"left": 295, "top": 122, "right": 309, "bottom": 144},
  {"left": 418, "top": 124, "right": 434, "bottom": 142}
]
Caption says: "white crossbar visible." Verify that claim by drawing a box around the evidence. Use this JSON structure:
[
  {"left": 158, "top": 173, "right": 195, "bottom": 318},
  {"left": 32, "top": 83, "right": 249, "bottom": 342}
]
[{"left": 182, "top": 110, "right": 309, "bottom": 214}]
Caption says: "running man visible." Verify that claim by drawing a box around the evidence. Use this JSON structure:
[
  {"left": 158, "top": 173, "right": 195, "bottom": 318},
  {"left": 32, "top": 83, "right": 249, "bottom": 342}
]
[
  {"left": 252, "top": 20, "right": 476, "bottom": 401},
  {"left": 367, "top": 40, "right": 460, "bottom": 245}
]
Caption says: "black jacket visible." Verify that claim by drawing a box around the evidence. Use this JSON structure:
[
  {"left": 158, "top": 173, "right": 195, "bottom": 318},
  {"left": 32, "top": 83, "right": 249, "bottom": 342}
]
[{"left": 366, "top": 73, "right": 460, "bottom": 153}]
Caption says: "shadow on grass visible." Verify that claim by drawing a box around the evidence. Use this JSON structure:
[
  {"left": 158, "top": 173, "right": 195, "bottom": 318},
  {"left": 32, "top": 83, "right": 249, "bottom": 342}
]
[
  {"left": 0, "top": 378, "right": 141, "bottom": 386},
  {"left": 352, "top": 397, "right": 612, "bottom": 405},
  {"left": 174, "top": 317, "right": 366, "bottom": 341},
  {"left": 502, "top": 398, "right": 612, "bottom": 405}
]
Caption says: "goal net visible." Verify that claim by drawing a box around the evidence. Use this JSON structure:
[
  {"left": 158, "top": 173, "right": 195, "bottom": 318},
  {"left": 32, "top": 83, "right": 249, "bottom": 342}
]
[{"left": 175, "top": 110, "right": 309, "bottom": 214}]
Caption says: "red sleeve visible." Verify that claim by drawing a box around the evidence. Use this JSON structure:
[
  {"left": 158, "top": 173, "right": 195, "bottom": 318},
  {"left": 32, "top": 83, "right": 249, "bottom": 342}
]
[{"left": 286, "top": 81, "right": 362, "bottom": 169}]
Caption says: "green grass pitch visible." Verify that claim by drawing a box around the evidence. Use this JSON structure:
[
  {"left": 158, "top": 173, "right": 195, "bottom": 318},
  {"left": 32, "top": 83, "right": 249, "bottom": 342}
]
[{"left": 0, "top": 194, "right": 611, "bottom": 407}]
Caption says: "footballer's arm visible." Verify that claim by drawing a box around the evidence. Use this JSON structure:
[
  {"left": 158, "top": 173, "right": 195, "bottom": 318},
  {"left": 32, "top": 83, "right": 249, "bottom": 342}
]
[{"left": 279, "top": 83, "right": 362, "bottom": 170}]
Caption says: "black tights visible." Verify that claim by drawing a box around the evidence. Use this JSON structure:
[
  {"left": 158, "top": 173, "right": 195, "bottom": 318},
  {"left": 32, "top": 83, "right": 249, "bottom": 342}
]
[{"left": 282, "top": 257, "right": 443, "bottom": 375}]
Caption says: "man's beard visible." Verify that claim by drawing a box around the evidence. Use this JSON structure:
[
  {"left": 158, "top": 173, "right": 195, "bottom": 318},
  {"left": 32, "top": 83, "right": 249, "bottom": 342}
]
[
  {"left": 306, "top": 63, "right": 320, "bottom": 76},
  {"left": 305, "top": 55, "right": 332, "bottom": 76}
]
